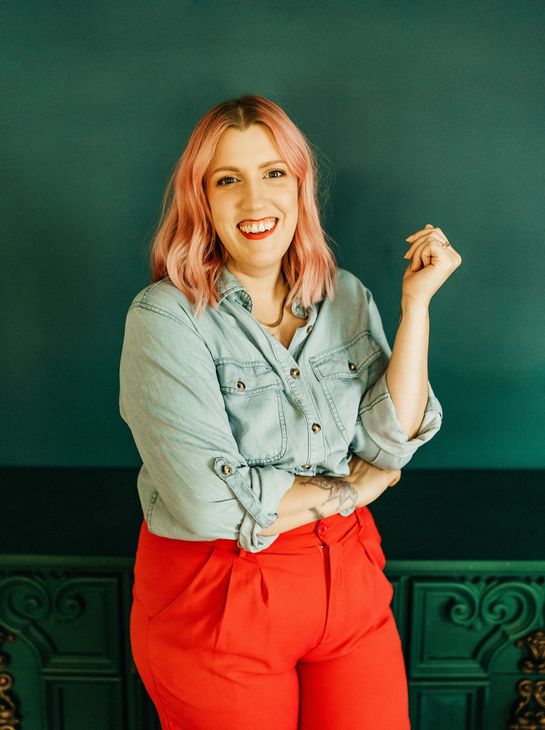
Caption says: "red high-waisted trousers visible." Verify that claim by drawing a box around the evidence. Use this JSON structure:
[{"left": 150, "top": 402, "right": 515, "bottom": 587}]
[{"left": 130, "top": 506, "right": 411, "bottom": 729}]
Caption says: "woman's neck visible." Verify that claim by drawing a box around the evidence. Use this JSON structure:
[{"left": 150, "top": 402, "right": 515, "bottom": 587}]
[{"left": 225, "top": 261, "right": 289, "bottom": 318}]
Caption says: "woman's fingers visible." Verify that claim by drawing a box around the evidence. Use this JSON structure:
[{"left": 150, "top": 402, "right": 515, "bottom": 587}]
[
  {"left": 406, "top": 223, "right": 435, "bottom": 242},
  {"left": 416, "top": 241, "right": 434, "bottom": 271},
  {"left": 405, "top": 234, "right": 443, "bottom": 257},
  {"left": 405, "top": 228, "right": 457, "bottom": 272},
  {"left": 404, "top": 230, "right": 448, "bottom": 259},
  {"left": 406, "top": 239, "right": 430, "bottom": 270}
]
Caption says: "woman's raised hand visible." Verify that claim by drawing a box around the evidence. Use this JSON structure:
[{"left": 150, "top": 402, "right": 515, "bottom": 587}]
[
  {"left": 346, "top": 453, "right": 401, "bottom": 508},
  {"left": 402, "top": 223, "right": 462, "bottom": 306}
]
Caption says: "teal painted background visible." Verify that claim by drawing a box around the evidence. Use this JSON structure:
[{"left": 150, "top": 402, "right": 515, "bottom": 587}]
[{"left": 2, "top": 0, "right": 544, "bottom": 468}]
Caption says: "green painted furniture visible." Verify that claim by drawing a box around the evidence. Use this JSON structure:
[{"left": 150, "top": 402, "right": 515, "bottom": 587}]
[
  {"left": 2, "top": 558, "right": 545, "bottom": 729},
  {"left": 1, "top": 468, "right": 544, "bottom": 728}
]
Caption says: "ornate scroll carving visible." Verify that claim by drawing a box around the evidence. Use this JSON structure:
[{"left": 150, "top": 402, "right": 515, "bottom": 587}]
[
  {"left": 441, "top": 578, "right": 543, "bottom": 672},
  {"left": 0, "top": 574, "right": 88, "bottom": 664},
  {"left": 0, "top": 624, "right": 20, "bottom": 729},
  {"left": 510, "top": 629, "right": 545, "bottom": 729},
  {"left": 448, "top": 579, "right": 541, "bottom": 635}
]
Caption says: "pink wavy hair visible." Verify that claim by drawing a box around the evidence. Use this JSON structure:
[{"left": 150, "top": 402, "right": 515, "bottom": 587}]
[{"left": 149, "top": 94, "right": 338, "bottom": 317}]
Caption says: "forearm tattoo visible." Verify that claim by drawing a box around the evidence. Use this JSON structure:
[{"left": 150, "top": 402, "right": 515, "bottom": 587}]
[{"left": 307, "top": 476, "right": 358, "bottom": 520}]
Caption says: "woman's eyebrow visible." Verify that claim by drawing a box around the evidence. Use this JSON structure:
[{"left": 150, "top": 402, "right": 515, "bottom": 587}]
[{"left": 210, "top": 159, "right": 286, "bottom": 176}]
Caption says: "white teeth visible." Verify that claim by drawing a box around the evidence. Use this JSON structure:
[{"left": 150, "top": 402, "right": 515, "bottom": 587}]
[{"left": 239, "top": 218, "right": 276, "bottom": 233}]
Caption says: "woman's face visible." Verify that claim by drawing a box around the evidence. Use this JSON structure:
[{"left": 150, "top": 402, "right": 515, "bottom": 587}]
[{"left": 205, "top": 124, "right": 299, "bottom": 276}]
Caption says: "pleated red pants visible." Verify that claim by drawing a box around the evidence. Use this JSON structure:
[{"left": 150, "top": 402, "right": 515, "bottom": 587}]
[{"left": 130, "top": 506, "right": 411, "bottom": 729}]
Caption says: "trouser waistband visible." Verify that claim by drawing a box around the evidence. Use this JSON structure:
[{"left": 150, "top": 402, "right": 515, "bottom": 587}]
[{"left": 207, "top": 506, "right": 371, "bottom": 557}]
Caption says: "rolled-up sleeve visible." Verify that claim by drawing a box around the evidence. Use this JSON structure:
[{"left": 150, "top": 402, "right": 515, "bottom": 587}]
[
  {"left": 119, "top": 302, "right": 295, "bottom": 552},
  {"left": 349, "top": 286, "right": 443, "bottom": 470}
]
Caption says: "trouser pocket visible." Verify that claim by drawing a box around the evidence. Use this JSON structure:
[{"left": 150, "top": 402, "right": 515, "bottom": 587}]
[{"left": 133, "top": 529, "right": 221, "bottom": 623}]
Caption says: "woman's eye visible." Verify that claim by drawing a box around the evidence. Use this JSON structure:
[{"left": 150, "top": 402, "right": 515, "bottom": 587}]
[{"left": 216, "top": 169, "right": 286, "bottom": 186}]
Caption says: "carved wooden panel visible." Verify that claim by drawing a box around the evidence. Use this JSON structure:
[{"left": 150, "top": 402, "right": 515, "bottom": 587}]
[
  {"left": 0, "top": 557, "right": 544, "bottom": 729},
  {"left": 409, "top": 575, "right": 544, "bottom": 677},
  {"left": 386, "top": 562, "right": 545, "bottom": 730},
  {"left": 411, "top": 682, "right": 486, "bottom": 730},
  {"left": 0, "top": 558, "right": 136, "bottom": 730}
]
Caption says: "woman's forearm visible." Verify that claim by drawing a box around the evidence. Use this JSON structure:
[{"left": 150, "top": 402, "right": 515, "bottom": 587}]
[
  {"left": 257, "top": 474, "right": 357, "bottom": 536},
  {"left": 385, "top": 296, "right": 430, "bottom": 439}
]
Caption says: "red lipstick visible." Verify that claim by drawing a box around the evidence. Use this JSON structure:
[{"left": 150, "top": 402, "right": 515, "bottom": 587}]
[{"left": 237, "top": 219, "right": 279, "bottom": 240}]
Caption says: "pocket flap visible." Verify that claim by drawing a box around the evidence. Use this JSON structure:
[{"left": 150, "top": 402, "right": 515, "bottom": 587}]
[
  {"left": 215, "top": 360, "right": 283, "bottom": 394},
  {"left": 310, "top": 332, "right": 382, "bottom": 381}
]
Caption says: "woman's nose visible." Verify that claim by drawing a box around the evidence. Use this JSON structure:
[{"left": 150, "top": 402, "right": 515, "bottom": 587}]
[{"left": 240, "top": 180, "right": 266, "bottom": 211}]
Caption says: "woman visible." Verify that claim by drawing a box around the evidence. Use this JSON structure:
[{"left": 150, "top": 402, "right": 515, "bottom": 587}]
[{"left": 119, "top": 94, "right": 461, "bottom": 730}]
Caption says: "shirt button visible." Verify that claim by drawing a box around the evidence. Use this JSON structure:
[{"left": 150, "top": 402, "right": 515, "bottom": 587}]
[
  {"left": 306, "top": 325, "right": 314, "bottom": 334},
  {"left": 221, "top": 465, "right": 233, "bottom": 476},
  {"left": 301, "top": 463, "right": 311, "bottom": 469},
  {"left": 348, "top": 362, "right": 357, "bottom": 372},
  {"left": 317, "top": 524, "right": 328, "bottom": 535},
  {"left": 236, "top": 380, "right": 246, "bottom": 390},
  {"left": 290, "top": 368, "right": 300, "bottom": 379},
  {"left": 311, "top": 423, "right": 321, "bottom": 433}
]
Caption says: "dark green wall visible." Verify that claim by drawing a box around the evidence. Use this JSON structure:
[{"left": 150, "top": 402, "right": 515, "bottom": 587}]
[{"left": 2, "top": 0, "right": 544, "bottom": 468}]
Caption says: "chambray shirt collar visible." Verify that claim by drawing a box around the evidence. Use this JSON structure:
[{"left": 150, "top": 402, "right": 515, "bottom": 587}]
[{"left": 217, "top": 263, "right": 313, "bottom": 319}]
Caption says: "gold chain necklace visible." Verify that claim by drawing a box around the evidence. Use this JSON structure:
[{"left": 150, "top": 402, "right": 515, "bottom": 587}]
[{"left": 255, "top": 280, "right": 289, "bottom": 330}]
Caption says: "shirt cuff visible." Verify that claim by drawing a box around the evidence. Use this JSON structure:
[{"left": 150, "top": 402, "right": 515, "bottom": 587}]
[
  {"left": 213, "top": 457, "right": 296, "bottom": 552},
  {"left": 352, "top": 372, "right": 443, "bottom": 470}
]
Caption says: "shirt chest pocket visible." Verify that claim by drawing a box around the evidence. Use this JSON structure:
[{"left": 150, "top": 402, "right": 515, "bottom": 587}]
[
  {"left": 215, "top": 359, "right": 287, "bottom": 465},
  {"left": 309, "top": 332, "right": 384, "bottom": 445}
]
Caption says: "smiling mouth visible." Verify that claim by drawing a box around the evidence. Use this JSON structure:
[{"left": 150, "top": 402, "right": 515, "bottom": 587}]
[{"left": 237, "top": 218, "right": 279, "bottom": 239}]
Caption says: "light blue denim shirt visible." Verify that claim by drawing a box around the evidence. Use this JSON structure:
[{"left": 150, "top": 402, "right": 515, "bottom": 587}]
[{"left": 119, "top": 264, "right": 443, "bottom": 553}]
